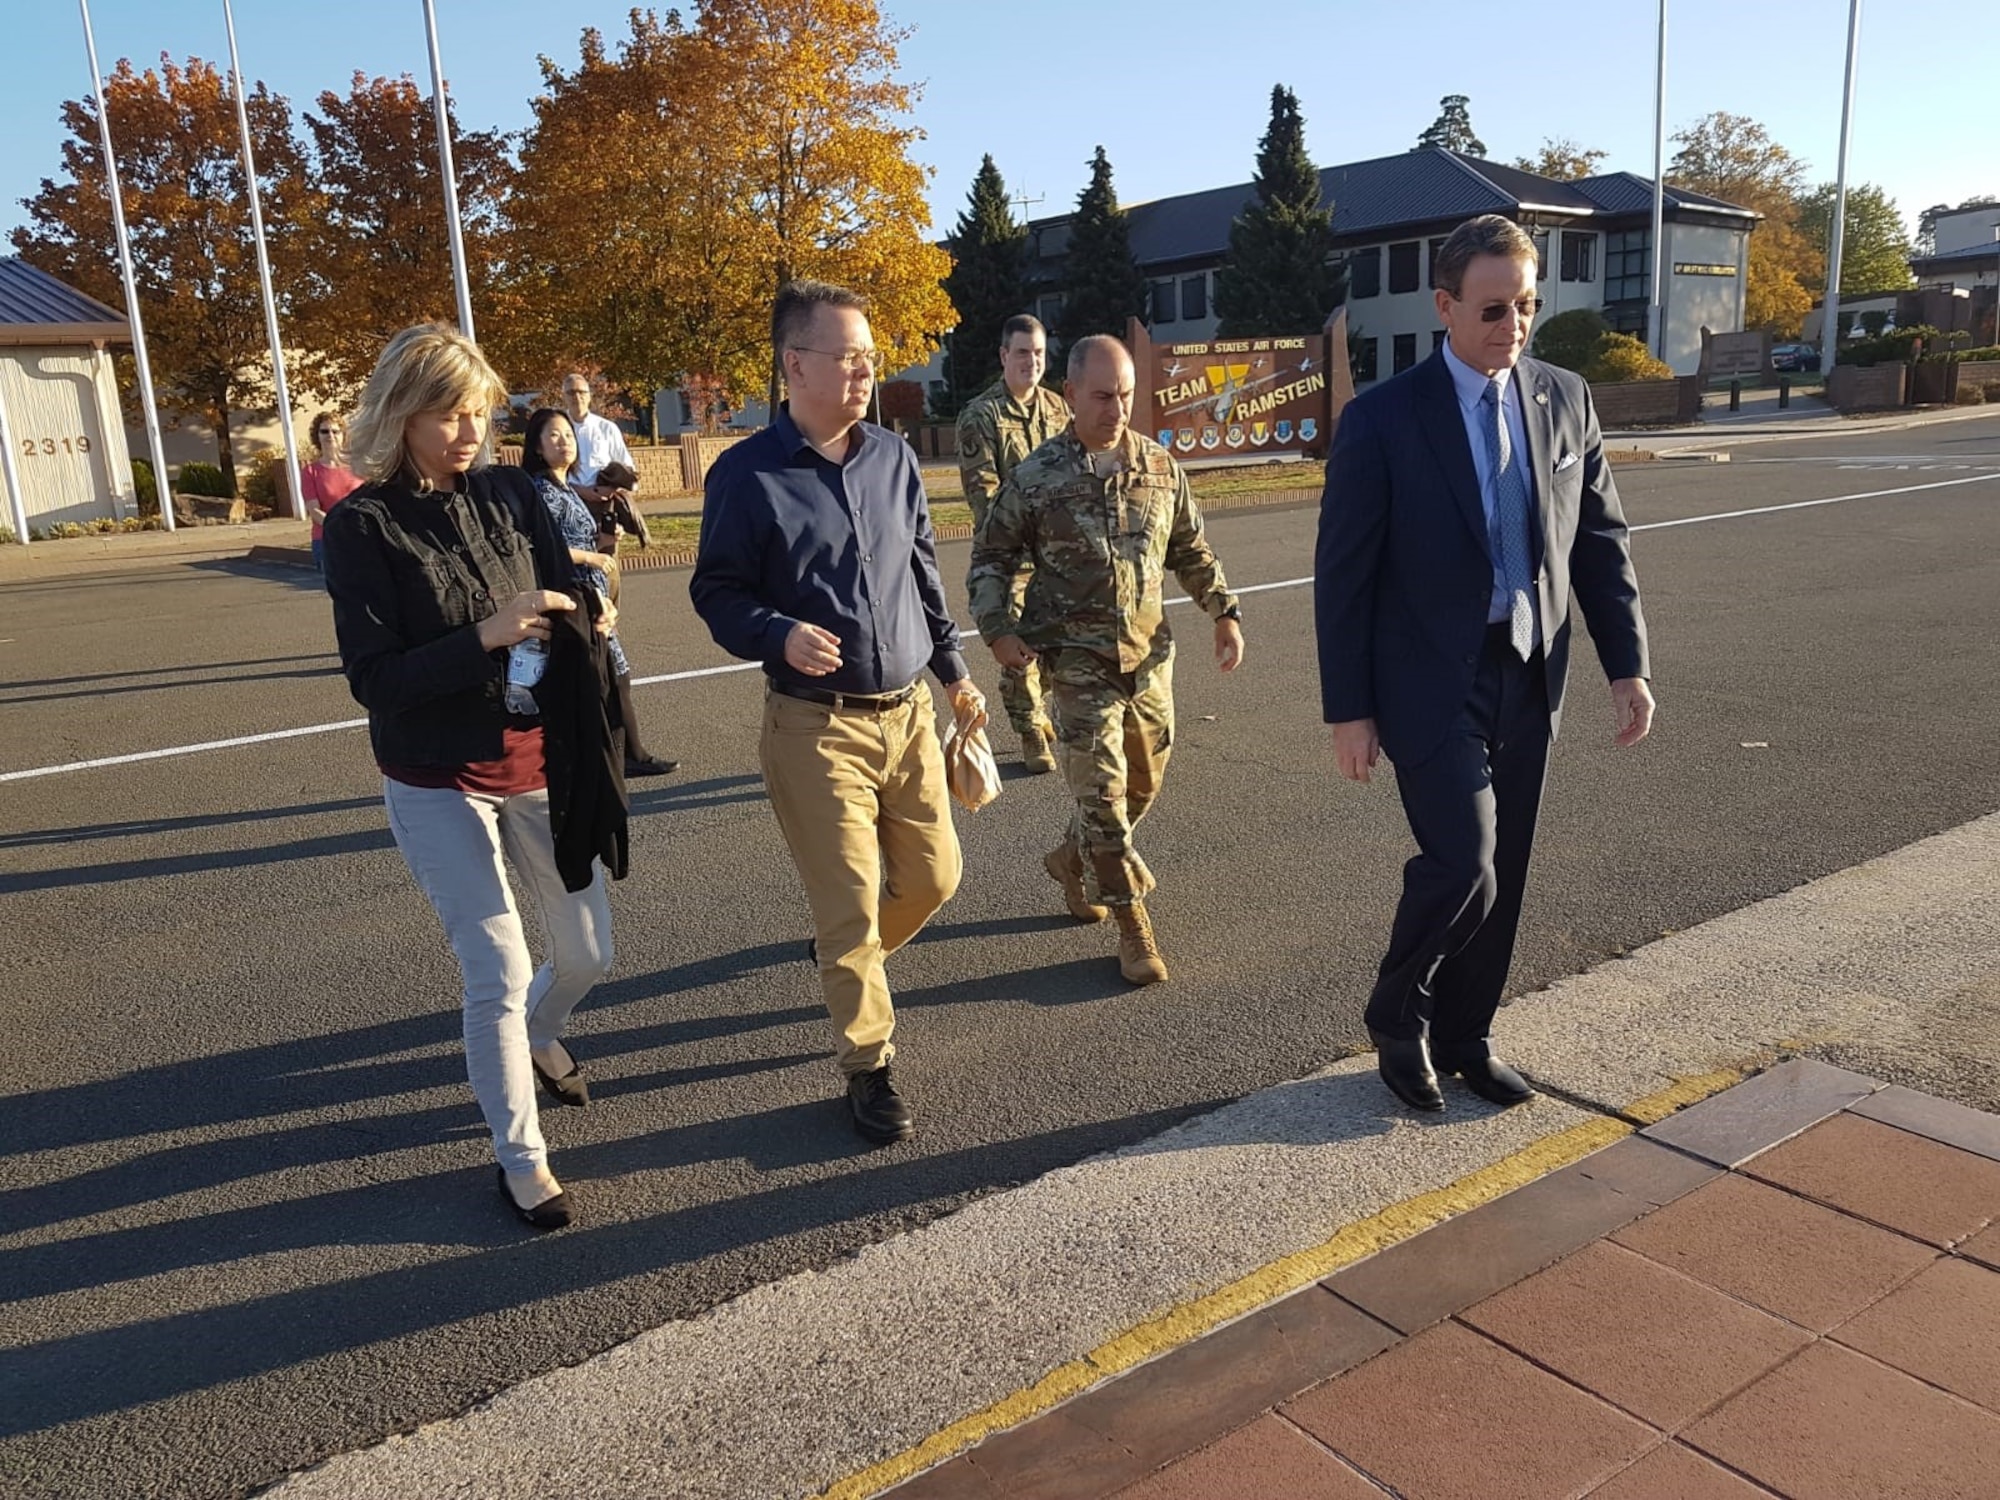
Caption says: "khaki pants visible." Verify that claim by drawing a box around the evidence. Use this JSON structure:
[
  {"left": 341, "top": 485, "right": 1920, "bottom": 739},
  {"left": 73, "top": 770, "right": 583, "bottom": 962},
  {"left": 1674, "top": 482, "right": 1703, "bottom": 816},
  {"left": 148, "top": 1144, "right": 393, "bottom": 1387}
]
[
  {"left": 1046, "top": 646, "right": 1175, "bottom": 906},
  {"left": 759, "top": 681, "right": 961, "bottom": 1076}
]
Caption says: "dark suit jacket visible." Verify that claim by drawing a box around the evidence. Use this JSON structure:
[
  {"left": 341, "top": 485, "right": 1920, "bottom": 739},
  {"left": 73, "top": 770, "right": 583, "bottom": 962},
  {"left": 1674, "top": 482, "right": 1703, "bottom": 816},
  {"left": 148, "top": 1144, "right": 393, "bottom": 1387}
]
[{"left": 1315, "top": 351, "right": 1649, "bottom": 766}]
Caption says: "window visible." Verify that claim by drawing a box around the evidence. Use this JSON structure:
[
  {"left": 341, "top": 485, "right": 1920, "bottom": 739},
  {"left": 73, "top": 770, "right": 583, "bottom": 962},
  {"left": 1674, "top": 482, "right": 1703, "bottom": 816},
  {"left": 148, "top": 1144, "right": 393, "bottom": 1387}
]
[
  {"left": 1355, "top": 337, "right": 1379, "bottom": 383},
  {"left": 1560, "top": 233, "right": 1596, "bottom": 284},
  {"left": 1151, "top": 279, "right": 1177, "bottom": 324},
  {"left": 1603, "top": 231, "right": 1651, "bottom": 303},
  {"left": 1037, "top": 294, "right": 1064, "bottom": 329},
  {"left": 1426, "top": 237, "right": 1447, "bottom": 288},
  {"left": 1347, "top": 247, "right": 1382, "bottom": 299},
  {"left": 1607, "top": 305, "right": 1649, "bottom": 340},
  {"left": 1393, "top": 332, "right": 1417, "bottom": 374},
  {"left": 1530, "top": 229, "right": 1550, "bottom": 282},
  {"left": 1180, "top": 273, "right": 1207, "bottom": 322},
  {"left": 1432, "top": 330, "right": 1447, "bottom": 354},
  {"left": 1388, "top": 241, "right": 1420, "bottom": 294}
]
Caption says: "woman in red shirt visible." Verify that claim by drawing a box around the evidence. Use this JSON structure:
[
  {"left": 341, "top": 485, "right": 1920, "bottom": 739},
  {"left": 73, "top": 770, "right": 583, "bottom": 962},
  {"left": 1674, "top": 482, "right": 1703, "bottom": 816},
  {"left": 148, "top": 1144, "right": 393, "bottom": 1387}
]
[{"left": 302, "top": 413, "right": 362, "bottom": 580}]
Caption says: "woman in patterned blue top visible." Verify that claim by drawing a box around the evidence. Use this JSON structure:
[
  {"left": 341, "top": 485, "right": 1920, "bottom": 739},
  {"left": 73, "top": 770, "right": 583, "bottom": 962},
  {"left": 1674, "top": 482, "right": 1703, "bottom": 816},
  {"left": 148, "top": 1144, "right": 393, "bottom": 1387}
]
[{"left": 521, "top": 406, "right": 677, "bottom": 776}]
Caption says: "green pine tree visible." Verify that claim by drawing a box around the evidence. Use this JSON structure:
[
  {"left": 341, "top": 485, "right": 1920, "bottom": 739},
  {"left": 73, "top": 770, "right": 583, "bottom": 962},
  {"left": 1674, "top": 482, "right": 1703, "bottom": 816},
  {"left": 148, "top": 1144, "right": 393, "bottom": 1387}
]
[
  {"left": 1415, "top": 94, "right": 1486, "bottom": 157},
  {"left": 1057, "top": 146, "right": 1148, "bottom": 348},
  {"left": 940, "top": 154, "right": 1028, "bottom": 415},
  {"left": 1214, "top": 85, "right": 1337, "bottom": 337}
]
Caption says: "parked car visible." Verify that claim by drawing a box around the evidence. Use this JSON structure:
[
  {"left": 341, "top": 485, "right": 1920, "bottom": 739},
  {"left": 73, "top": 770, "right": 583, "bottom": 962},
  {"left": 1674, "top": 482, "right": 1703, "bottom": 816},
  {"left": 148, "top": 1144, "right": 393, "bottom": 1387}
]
[{"left": 1770, "top": 343, "right": 1819, "bottom": 372}]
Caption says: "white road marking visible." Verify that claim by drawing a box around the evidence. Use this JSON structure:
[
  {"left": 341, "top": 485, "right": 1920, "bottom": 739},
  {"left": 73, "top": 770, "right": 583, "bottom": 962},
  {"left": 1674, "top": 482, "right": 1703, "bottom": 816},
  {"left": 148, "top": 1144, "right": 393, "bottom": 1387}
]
[{"left": 4, "top": 470, "right": 1996, "bottom": 785}]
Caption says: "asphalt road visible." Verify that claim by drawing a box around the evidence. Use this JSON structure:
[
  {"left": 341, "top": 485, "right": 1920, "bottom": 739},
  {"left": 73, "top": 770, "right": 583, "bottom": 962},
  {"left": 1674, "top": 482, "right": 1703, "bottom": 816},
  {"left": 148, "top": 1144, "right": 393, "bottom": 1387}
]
[{"left": 4, "top": 414, "right": 1999, "bottom": 1499}]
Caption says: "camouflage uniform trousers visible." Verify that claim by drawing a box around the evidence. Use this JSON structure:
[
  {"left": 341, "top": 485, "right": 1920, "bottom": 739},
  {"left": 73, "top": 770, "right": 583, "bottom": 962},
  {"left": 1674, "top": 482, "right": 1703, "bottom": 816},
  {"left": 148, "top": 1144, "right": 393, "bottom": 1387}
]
[
  {"left": 968, "top": 491, "right": 1054, "bottom": 737},
  {"left": 1044, "top": 645, "right": 1174, "bottom": 907}
]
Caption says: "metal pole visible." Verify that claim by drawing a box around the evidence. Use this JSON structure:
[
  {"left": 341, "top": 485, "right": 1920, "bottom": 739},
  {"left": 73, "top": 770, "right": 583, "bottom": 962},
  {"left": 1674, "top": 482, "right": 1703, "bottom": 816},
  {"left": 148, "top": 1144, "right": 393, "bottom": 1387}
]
[
  {"left": 0, "top": 383, "right": 29, "bottom": 547},
  {"left": 422, "top": 0, "right": 475, "bottom": 340},
  {"left": 1647, "top": 0, "right": 1668, "bottom": 362},
  {"left": 222, "top": 0, "right": 303, "bottom": 520},
  {"left": 1820, "top": 0, "right": 1863, "bottom": 377},
  {"left": 79, "top": 0, "right": 176, "bottom": 530}
]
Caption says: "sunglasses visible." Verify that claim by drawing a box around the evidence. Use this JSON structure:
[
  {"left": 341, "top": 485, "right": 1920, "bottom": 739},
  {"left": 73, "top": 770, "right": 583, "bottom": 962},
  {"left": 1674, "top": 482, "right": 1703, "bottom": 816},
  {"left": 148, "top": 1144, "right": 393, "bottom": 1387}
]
[{"left": 1468, "top": 297, "right": 1545, "bottom": 323}]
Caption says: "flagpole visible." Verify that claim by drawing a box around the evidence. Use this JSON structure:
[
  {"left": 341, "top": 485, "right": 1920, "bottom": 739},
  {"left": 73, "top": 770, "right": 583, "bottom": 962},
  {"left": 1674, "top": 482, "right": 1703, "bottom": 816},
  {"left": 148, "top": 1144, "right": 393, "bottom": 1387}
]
[
  {"left": 79, "top": 0, "right": 176, "bottom": 529},
  {"left": 1647, "top": 0, "right": 1668, "bottom": 362},
  {"left": 0, "top": 384, "right": 28, "bottom": 547},
  {"left": 421, "top": 0, "right": 475, "bottom": 339},
  {"left": 222, "top": 0, "right": 303, "bottom": 520},
  {"left": 1819, "top": 0, "right": 1863, "bottom": 376}
]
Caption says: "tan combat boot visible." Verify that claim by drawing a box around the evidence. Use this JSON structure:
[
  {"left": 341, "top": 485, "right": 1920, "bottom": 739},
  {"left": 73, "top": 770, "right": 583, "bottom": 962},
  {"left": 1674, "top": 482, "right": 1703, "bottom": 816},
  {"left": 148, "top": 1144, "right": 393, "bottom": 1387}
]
[
  {"left": 1043, "top": 842, "right": 1107, "bottom": 923},
  {"left": 1113, "top": 901, "right": 1169, "bottom": 985},
  {"left": 1020, "top": 723, "right": 1058, "bottom": 775}
]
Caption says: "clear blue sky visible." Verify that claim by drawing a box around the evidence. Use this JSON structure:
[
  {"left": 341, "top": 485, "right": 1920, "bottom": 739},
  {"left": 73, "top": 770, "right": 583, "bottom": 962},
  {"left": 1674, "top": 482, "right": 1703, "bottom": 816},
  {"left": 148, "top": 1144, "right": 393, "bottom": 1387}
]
[{"left": 2, "top": 0, "right": 1987, "bottom": 253}]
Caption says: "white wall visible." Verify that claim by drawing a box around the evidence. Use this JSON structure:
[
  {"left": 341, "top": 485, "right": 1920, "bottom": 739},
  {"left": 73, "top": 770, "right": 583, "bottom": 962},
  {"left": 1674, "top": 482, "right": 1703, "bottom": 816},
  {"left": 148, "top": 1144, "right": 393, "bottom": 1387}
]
[
  {"left": 1662, "top": 222, "right": 1750, "bottom": 373},
  {"left": 3, "top": 345, "right": 137, "bottom": 525},
  {"left": 1935, "top": 207, "right": 2000, "bottom": 256}
]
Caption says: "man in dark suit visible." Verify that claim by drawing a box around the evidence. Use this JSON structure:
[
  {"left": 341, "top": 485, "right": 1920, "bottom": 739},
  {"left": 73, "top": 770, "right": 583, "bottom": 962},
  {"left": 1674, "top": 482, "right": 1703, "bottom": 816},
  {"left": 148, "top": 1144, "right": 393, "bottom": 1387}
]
[{"left": 1316, "top": 214, "right": 1655, "bottom": 1113}]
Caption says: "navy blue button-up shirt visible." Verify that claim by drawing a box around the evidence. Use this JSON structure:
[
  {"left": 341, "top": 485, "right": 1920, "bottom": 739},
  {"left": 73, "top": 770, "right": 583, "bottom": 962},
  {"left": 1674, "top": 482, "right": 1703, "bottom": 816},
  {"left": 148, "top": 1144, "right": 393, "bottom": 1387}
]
[{"left": 690, "top": 404, "right": 968, "bottom": 696}]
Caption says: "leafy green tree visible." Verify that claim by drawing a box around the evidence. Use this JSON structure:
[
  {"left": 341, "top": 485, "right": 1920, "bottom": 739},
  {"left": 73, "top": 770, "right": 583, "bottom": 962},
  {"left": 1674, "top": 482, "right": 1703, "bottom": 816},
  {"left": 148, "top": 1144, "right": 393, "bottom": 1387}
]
[
  {"left": 940, "top": 154, "right": 1027, "bottom": 414},
  {"left": 1795, "top": 182, "right": 1914, "bottom": 295},
  {"left": 1511, "top": 137, "right": 1606, "bottom": 182},
  {"left": 1531, "top": 308, "right": 1610, "bottom": 373},
  {"left": 1415, "top": 95, "right": 1485, "bottom": 157},
  {"left": 1057, "top": 146, "right": 1147, "bottom": 347},
  {"left": 1585, "top": 333, "right": 1674, "bottom": 383},
  {"left": 1214, "top": 85, "right": 1337, "bottom": 337}
]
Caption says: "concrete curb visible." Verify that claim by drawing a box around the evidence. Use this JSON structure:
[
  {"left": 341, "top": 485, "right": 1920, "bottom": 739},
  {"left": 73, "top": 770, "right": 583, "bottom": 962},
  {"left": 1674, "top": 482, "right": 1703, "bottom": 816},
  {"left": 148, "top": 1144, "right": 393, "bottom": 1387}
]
[{"left": 261, "top": 809, "right": 2000, "bottom": 1500}]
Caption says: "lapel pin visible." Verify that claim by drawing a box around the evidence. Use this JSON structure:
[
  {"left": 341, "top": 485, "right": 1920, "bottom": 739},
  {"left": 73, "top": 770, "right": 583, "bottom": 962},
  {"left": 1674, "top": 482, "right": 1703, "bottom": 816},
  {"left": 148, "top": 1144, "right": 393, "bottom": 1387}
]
[{"left": 1534, "top": 392, "right": 1549, "bottom": 405}]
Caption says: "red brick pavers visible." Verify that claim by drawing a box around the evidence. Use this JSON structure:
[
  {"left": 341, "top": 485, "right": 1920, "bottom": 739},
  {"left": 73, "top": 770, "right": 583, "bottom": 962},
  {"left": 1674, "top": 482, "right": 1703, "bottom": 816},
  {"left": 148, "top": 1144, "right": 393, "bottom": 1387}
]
[{"left": 884, "top": 1066, "right": 2000, "bottom": 1498}]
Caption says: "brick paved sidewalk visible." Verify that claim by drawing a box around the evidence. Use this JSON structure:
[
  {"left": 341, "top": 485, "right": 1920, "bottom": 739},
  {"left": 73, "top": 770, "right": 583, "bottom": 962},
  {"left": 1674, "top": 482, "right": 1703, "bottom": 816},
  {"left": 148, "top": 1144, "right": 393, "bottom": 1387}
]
[{"left": 886, "top": 1061, "right": 2000, "bottom": 1499}]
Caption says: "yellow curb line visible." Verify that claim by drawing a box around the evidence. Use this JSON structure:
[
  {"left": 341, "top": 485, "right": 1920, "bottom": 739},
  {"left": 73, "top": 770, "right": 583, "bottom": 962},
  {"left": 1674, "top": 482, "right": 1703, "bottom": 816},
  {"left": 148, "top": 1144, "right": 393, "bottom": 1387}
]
[{"left": 817, "top": 1066, "right": 1749, "bottom": 1500}]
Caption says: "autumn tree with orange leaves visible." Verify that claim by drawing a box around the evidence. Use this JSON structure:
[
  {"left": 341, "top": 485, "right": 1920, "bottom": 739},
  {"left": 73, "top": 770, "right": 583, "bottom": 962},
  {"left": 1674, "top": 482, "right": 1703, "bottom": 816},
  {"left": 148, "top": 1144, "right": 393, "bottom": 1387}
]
[
  {"left": 284, "top": 74, "right": 511, "bottom": 394},
  {"left": 12, "top": 55, "right": 308, "bottom": 491},
  {"left": 498, "top": 0, "right": 953, "bottom": 416}
]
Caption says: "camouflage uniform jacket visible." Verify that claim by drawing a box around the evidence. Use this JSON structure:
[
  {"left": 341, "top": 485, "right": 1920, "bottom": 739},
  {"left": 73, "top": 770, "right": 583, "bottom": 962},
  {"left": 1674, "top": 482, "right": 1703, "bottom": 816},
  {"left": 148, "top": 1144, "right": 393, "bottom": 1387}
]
[
  {"left": 956, "top": 380, "right": 1071, "bottom": 525},
  {"left": 969, "top": 427, "right": 1239, "bottom": 672}
]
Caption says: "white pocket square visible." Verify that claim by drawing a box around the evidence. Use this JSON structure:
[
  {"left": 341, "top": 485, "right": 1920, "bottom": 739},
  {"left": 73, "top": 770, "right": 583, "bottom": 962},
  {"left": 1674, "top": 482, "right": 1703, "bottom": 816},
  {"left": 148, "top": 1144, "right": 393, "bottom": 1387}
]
[{"left": 1554, "top": 452, "right": 1580, "bottom": 473}]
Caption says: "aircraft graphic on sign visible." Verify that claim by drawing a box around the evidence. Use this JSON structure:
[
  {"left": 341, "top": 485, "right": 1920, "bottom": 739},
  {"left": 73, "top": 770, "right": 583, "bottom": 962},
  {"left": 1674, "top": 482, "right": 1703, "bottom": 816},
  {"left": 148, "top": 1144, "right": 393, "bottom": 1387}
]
[{"left": 1156, "top": 352, "right": 1317, "bottom": 426}]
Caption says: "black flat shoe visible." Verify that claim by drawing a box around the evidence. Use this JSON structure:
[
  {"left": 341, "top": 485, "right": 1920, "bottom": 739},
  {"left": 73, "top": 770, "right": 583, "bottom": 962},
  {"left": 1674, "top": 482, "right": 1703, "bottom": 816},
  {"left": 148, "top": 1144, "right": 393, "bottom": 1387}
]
[
  {"left": 1437, "top": 1051, "right": 1537, "bottom": 1107},
  {"left": 1368, "top": 1027, "right": 1445, "bottom": 1113},
  {"left": 531, "top": 1042, "right": 590, "bottom": 1108},
  {"left": 625, "top": 756, "right": 679, "bottom": 776},
  {"left": 497, "top": 1167, "right": 573, "bottom": 1230}
]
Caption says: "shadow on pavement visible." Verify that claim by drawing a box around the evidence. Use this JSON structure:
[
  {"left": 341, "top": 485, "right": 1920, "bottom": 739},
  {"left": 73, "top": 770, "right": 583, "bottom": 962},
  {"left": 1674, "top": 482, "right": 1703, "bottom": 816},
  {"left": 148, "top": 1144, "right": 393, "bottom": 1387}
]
[{"left": 0, "top": 1101, "right": 1213, "bottom": 1438}]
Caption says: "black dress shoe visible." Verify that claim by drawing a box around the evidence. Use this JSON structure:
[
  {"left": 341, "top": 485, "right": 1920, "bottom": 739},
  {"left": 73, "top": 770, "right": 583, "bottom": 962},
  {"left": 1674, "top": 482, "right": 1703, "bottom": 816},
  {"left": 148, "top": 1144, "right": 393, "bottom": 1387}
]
[
  {"left": 1438, "top": 1051, "right": 1537, "bottom": 1107},
  {"left": 531, "top": 1041, "right": 590, "bottom": 1108},
  {"left": 1368, "top": 1027, "right": 1445, "bottom": 1113},
  {"left": 847, "top": 1064, "right": 915, "bottom": 1144},
  {"left": 625, "top": 755, "right": 679, "bottom": 776},
  {"left": 496, "top": 1167, "right": 573, "bottom": 1230}
]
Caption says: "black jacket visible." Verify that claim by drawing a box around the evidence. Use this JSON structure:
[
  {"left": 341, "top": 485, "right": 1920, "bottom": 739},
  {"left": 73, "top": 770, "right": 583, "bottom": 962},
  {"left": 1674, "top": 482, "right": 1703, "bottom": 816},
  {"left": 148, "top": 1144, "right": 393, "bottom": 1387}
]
[
  {"left": 325, "top": 466, "right": 576, "bottom": 768},
  {"left": 542, "top": 600, "right": 629, "bottom": 891}
]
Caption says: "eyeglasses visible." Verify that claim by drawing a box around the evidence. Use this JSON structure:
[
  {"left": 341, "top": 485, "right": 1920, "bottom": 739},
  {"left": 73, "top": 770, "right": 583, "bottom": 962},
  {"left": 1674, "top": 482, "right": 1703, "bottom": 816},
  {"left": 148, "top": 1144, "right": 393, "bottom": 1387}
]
[
  {"left": 563, "top": 387, "right": 591, "bottom": 397},
  {"left": 1465, "top": 297, "right": 1545, "bottom": 323},
  {"left": 796, "top": 347, "right": 882, "bottom": 373}
]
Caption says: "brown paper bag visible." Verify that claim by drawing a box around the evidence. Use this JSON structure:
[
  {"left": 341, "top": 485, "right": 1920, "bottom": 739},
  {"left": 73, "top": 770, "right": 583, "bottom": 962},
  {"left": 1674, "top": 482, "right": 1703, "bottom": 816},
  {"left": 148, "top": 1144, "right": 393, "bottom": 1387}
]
[{"left": 943, "top": 698, "right": 1001, "bottom": 811}]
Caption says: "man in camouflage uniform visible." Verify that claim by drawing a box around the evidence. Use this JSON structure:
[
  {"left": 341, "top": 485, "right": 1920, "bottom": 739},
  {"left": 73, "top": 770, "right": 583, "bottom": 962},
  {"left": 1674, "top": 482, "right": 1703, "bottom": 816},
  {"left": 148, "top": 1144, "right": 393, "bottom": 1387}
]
[
  {"left": 956, "top": 314, "right": 1071, "bottom": 774},
  {"left": 969, "top": 334, "right": 1244, "bottom": 985}
]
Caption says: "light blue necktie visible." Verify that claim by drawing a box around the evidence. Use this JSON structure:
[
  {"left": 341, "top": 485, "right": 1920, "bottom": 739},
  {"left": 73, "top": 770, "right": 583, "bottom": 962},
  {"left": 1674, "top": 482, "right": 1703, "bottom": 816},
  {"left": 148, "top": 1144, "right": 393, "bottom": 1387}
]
[{"left": 1480, "top": 379, "right": 1536, "bottom": 661}]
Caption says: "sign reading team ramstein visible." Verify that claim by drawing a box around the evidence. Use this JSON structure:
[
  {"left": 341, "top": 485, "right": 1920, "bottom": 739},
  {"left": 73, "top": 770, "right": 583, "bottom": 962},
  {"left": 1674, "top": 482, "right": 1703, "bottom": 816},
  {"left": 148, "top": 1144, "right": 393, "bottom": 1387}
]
[{"left": 1147, "top": 334, "right": 1330, "bottom": 458}]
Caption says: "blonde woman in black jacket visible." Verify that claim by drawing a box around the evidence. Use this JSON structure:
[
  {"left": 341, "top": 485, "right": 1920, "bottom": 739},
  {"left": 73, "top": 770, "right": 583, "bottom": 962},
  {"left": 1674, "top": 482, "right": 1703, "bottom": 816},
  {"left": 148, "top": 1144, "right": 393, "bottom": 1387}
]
[{"left": 324, "top": 323, "right": 616, "bottom": 1232}]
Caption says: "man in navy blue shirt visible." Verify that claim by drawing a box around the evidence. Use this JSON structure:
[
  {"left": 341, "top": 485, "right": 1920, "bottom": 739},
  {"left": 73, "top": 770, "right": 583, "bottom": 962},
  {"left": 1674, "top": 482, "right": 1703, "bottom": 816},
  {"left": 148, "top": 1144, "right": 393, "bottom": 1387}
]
[{"left": 692, "top": 279, "right": 984, "bottom": 1144}]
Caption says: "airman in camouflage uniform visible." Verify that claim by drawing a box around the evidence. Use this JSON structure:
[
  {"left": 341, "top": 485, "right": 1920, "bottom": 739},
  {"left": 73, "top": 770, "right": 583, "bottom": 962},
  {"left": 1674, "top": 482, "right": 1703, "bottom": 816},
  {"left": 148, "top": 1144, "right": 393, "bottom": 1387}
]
[
  {"left": 969, "top": 335, "right": 1244, "bottom": 986},
  {"left": 957, "top": 314, "right": 1070, "bottom": 773}
]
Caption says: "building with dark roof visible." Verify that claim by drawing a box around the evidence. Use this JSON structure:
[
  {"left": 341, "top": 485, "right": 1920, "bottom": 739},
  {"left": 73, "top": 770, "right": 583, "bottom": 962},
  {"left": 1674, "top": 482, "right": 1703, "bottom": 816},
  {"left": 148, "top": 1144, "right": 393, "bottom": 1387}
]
[
  {"left": 0, "top": 257, "right": 140, "bottom": 529},
  {"left": 926, "top": 147, "right": 1757, "bottom": 397}
]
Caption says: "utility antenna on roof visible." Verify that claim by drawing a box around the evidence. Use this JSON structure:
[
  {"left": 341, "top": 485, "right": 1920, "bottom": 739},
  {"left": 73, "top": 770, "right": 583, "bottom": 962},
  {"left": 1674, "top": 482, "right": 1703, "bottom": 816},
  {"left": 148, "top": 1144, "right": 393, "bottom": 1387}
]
[{"left": 1011, "top": 188, "right": 1045, "bottom": 227}]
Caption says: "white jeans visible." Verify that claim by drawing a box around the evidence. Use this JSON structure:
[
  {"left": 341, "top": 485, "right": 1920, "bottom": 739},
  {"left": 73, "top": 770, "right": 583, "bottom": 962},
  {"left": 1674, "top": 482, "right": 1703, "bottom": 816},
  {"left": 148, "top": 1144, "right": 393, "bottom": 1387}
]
[{"left": 383, "top": 780, "right": 613, "bottom": 1174}]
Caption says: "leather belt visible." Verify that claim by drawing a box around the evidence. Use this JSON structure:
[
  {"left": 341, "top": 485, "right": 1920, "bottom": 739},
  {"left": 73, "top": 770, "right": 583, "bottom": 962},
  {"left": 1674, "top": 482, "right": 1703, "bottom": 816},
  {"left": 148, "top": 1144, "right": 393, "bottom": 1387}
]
[{"left": 770, "top": 680, "right": 917, "bottom": 713}]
